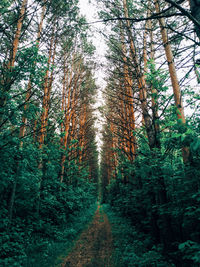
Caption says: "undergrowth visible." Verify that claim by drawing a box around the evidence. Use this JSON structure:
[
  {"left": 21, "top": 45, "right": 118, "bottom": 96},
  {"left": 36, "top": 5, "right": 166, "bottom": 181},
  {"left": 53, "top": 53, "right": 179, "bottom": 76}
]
[
  {"left": 4, "top": 202, "right": 97, "bottom": 267},
  {"left": 104, "top": 204, "right": 174, "bottom": 267},
  {"left": 0, "top": 173, "right": 97, "bottom": 267}
]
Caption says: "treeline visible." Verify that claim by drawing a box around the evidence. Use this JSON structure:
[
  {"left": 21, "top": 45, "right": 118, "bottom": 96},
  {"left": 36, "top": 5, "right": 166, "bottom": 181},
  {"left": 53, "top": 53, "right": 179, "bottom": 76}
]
[
  {"left": 0, "top": 0, "right": 98, "bottom": 265},
  {"left": 99, "top": 0, "right": 200, "bottom": 266}
]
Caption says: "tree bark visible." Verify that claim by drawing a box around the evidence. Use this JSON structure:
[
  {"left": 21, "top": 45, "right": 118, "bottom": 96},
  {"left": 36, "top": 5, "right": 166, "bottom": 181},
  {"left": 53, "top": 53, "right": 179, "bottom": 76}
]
[
  {"left": 39, "top": 26, "right": 55, "bottom": 148},
  {"left": 123, "top": 0, "right": 156, "bottom": 150},
  {"left": 120, "top": 24, "right": 136, "bottom": 160},
  {"left": 154, "top": 0, "right": 190, "bottom": 163},
  {"left": 8, "top": 0, "right": 28, "bottom": 69},
  {"left": 0, "top": 0, "right": 28, "bottom": 126},
  {"left": 60, "top": 57, "right": 82, "bottom": 183},
  {"left": 19, "top": 2, "right": 46, "bottom": 142}
]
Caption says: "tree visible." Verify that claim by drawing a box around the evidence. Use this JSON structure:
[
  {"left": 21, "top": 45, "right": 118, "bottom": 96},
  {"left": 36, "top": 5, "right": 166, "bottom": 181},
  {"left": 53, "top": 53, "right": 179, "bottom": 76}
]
[
  {"left": 0, "top": 1, "right": 98, "bottom": 265},
  {"left": 98, "top": 0, "right": 200, "bottom": 265}
]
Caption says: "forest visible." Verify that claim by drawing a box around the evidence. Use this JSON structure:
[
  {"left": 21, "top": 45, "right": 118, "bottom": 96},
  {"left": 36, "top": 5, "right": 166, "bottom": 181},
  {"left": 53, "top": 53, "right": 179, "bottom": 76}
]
[{"left": 0, "top": 0, "right": 200, "bottom": 266}]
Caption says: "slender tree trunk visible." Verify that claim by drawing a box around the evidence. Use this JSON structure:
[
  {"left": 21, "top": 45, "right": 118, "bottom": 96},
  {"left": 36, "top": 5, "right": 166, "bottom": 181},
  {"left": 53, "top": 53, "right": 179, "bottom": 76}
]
[
  {"left": 39, "top": 27, "right": 55, "bottom": 148},
  {"left": 61, "top": 53, "right": 67, "bottom": 135},
  {"left": 144, "top": 5, "right": 161, "bottom": 148},
  {"left": 6, "top": 0, "right": 29, "bottom": 223},
  {"left": 154, "top": 0, "right": 190, "bottom": 163},
  {"left": 123, "top": 0, "right": 156, "bottom": 150},
  {"left": 0, "top": 0, "right": 28, "bottom": 126},
  {"left": 119, "top": 82, "right": 127, "bottom": 154},
  {"left": 60, "top": 54, "right": 74, "bottom": 147},
  {"left": 121, "top": 24, "right": 136, "bottom": 161},
  {"left": 110, "top": 121, "right": 118, "bottom": 177},
  {"left": 36, "top": 23, "right": 56, "bottom": 215},
  {"left": 149, "top": 19, "right": 160, "bottom": 135},
  {"left": 60, "top": 58, "right": 82, "bottom": 183},
  {"left": 45, "top": 35, "right": 57, "bottom": 130},
  {"left": 79, "top": 103, "right": 87, "bottom": 164},
  {"left": 19, "top": 3, "right": 46, "bottom": 142},
  {"left": 8, "top": 0, "right": 28, "bottom": 69}
]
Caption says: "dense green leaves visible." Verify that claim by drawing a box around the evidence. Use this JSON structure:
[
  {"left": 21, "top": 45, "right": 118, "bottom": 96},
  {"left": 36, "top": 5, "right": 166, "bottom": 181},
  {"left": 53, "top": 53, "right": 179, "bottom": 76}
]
[
  {"left": 100, "top": 56, "right": 200, "bottom": 266},
  {"left": 0, "top": 0, "right": 99, "bottom": 265},
  {"left": 0, "top": 139, "right": 97, "bottom": 265}
]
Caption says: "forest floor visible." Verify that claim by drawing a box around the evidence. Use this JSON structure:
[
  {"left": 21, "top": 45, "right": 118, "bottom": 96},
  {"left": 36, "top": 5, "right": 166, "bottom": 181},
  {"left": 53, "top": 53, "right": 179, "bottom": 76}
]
[{"left": 59, "top": 204, "right": 114, "bottom": 267}]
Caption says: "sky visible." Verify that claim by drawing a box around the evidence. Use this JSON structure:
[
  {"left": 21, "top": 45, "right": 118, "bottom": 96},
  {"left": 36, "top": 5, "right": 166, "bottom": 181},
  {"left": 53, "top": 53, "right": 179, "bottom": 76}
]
[
  {"left": 79, "top": 0, "right": 107, "bottom": 156},
  {"left": 78, "top": 0, "right": 199, "bottom": 157},
  {"left": 79, "top": 0, "right": 107, "bottom": 85}
]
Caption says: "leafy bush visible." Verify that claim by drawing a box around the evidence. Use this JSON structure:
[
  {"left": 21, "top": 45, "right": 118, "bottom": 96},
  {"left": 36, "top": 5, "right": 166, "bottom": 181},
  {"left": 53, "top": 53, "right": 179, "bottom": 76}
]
[{"left": 104, "top": 205, "right": 171, "bottom": 266}]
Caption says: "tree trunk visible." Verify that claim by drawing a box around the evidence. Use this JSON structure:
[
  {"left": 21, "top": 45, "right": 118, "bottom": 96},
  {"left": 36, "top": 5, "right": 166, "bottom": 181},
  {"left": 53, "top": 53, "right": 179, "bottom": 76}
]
[
  {"left": 5, "top": 0, "right": 28, "bottom": 215},
  {"left": 79, "top": 103, "right": 87, "bottom": 164},
  {"left": 19, "top": 3, "right": 46, "bottom": 142},
  {"left": 154, "top": 0, "right": 190, "bottom": 163},
  {"left": 60, "top": 57, "right": 82, "bottom": 183},
  {"left": 8, "top": 0, "right": 28, "bottom": 69},
  {"left": 0, "top": 0, "right": 28, "bottom": 126},
  {"left": 39, "top": 27, "right": 55, "bottom": 148},
  {"left": 145, "top": 7, "right": 161, "bottom": 148},
  {"left": 120, "top": 24, "right": 136, "bottom": 161},
  {"left": 123, "top": 0, "right": 156, "bottom": 150}
]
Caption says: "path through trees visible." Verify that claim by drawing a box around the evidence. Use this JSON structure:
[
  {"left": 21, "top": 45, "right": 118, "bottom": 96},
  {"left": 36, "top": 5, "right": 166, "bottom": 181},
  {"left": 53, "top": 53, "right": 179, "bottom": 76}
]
[
  {"left": 60, "top": 204, "right": 113, "bottom": 267},
  {"left": 1, "top": 0, "right": 200, "bottom": 266}
]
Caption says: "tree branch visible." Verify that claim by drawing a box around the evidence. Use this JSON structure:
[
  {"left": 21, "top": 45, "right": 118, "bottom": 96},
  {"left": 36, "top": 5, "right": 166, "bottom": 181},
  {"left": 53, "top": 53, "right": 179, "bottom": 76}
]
[{"left": 164, "top": 0, "right": 200, "bottom": 29}]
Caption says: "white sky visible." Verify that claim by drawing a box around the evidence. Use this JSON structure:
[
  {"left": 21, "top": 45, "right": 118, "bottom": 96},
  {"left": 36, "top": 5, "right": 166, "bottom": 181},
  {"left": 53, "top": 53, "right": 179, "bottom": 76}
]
[
  {"left": 78, "top": 0, "right": 200, "bottom": 158},
  {"left": 79, "top": 0, "right": 106, "bottom": 156},
  {"left": 79, "top": 0, "right": 107, "bottom": 85}
]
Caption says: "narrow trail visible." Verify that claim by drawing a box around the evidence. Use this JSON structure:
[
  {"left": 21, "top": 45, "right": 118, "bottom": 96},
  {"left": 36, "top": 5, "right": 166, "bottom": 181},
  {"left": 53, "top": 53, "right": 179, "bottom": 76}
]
[{"left": 60, "top": 204, "right": 114, "bottom": 267}]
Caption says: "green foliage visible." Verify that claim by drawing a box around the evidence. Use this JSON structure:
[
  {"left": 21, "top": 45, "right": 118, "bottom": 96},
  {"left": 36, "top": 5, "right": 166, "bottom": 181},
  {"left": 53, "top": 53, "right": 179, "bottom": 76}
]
[
  {"left": 103, "top": 129, "right": 200, "bottom": 265},
  {"left": 0, "top": 139, "right": 97, "bottom": 265},
  {"left": 0, "top": 126, "right": 97, "bottom": 266},
  {"left": 0, "top": 0, "right": 99, "bottom": 265},
  {"left": 104, "top": 205, "right": 171, "bottom": 266},
  {"left": 179, "top": 240, "right": 200, "bottom": 264},
  {"left": 101, "top": 84, "right": 200, "bottom": 264}
]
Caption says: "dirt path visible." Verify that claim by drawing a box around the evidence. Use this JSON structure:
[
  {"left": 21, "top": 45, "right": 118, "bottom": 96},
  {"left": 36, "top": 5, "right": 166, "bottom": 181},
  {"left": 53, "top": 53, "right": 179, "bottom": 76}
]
[{"left": 60, "top": 204, "right": 114, "bottom": 267}]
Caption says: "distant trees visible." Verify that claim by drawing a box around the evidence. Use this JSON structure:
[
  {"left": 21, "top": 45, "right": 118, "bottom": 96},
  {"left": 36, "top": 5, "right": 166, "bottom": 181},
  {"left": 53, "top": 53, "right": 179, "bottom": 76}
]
[
  {"left": 99, "top": 0, "right": 200, "bottom": 265},
  {"left": 0, "top": 1, "right": 98, "bottom": 265},
  {"left": 99, "top": 0, "right": 200, "bottom": 184}
]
